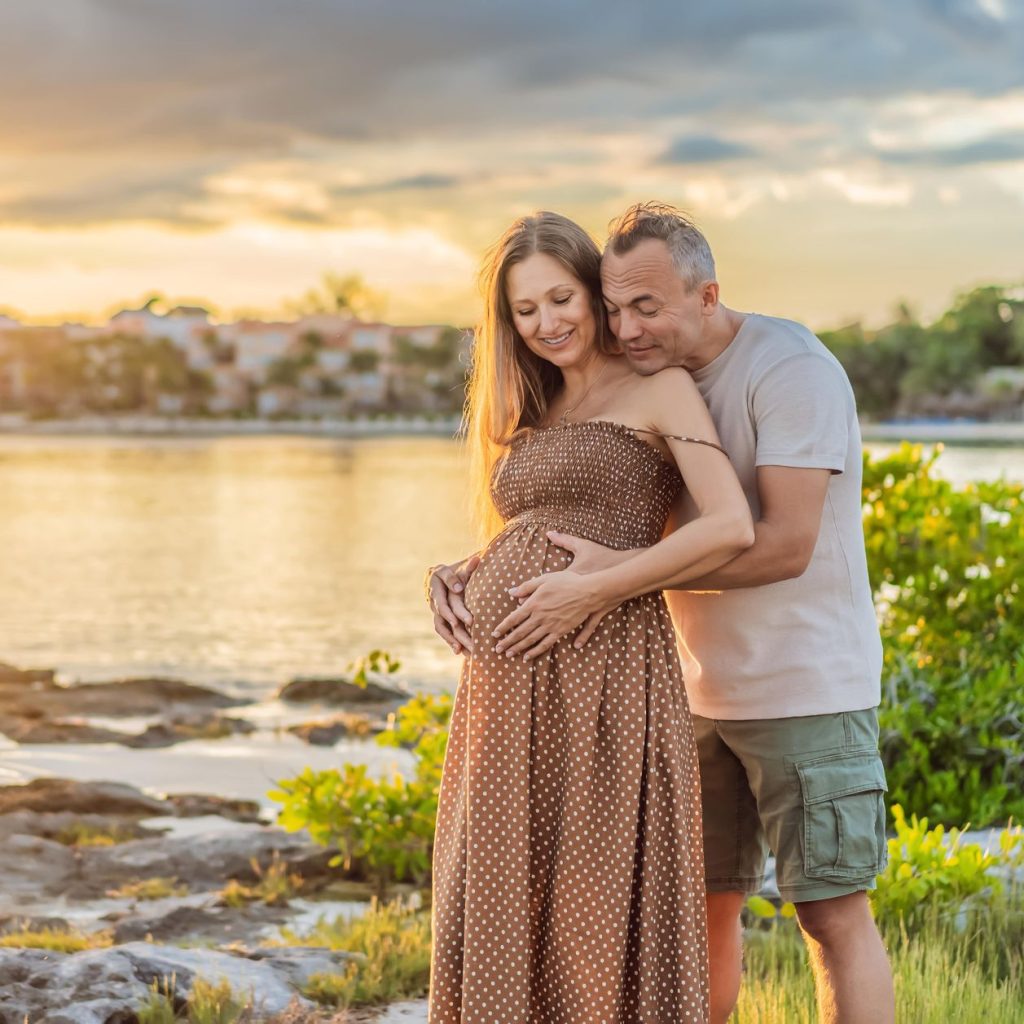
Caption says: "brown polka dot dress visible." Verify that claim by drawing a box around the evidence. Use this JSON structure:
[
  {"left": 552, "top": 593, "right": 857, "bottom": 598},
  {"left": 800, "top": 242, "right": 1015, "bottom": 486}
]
[{"left": 430, "top": 419, "right": 710, "bottom": 1023}]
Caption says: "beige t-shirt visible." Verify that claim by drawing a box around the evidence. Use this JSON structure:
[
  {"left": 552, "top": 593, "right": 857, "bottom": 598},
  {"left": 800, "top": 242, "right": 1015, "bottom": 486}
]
[{"left": 666, "top": 313, "right": 883, "bottom": 720}]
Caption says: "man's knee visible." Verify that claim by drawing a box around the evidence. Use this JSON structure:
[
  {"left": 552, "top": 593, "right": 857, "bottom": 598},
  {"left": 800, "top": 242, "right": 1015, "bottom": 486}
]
[{"left": 795, "top": 891, "right": 874, "bottom": 947}]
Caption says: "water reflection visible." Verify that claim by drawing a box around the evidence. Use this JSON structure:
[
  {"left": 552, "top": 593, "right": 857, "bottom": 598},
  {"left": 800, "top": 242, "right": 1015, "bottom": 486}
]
[{"left": 0, "top": 434, "right": 1019, "bottom": 696}]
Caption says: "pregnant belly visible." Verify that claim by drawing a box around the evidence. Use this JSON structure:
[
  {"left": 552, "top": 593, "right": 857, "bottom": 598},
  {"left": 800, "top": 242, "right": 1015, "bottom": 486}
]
[{"left": 463, "top": 525, "right": 573, "bottom": 636}]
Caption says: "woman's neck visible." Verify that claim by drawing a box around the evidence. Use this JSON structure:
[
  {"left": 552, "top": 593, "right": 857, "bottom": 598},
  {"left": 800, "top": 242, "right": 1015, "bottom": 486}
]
[{"left": 559, "top": 352, "right": 608, "bottom": 398}]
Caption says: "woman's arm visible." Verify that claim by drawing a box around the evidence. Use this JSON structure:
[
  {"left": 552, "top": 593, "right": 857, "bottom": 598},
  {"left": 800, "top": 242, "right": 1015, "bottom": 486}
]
[{"left": 492, "top": 370, "right": 754, "bottom": 659}]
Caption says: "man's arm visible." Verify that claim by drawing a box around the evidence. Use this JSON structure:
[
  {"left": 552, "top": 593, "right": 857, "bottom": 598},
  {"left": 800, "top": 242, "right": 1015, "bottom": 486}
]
[{"left": 669, "top": 464, "right": 831, "bottom": 590}]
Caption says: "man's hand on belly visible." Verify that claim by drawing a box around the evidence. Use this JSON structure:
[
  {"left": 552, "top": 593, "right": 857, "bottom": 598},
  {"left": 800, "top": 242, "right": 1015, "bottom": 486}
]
[{"left": 492, "top": 568, "right": 616, "bottom": 661}]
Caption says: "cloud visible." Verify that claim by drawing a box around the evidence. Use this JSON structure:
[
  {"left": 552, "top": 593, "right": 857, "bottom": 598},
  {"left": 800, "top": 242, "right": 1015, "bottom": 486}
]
[
  {"left": 0, "top": 0, "right": 1021, "bottom": 237},
  {"left": 877, "top": 131, "right": 1024, "bottom": 166},
  {"left": 658, "top": 135, "right": 758, "bottom": 165}
]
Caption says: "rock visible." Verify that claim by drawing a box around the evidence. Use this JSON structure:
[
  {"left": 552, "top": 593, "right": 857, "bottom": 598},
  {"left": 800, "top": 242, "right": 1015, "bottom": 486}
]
[
  {"left": 278, "top": 676, "right": 406, "bottom": 705},
  {"left": 374, "top": 1002, "right": 429, "bottom": 1023},
  {"left": 0, "top": 941, "right": 338, "bottom": 1021},
  {"left": 0, "top": 779, "right": 166, "bottom": 818},
  {"left": 111, "top": 902, "right": 289, "bottom": 944},
  {"left": 126, "top": 713, "right": 257, "bottom": 748},
  {"left": 76, "top": 827, "right": 335, "bottom": 898},
  {"left": 0, "top": 834, "right": 78, "bottom": 900},
  {"left": 166, "top": 793, "right": 263, "bottom": 823},
  {"left": 0, "top": 718, "right": 131, "bottom": 745},
  {"left": 0, "top": 676, "right": 249, "bottom": 723},
  {"left": 0, "top": 913, "right": 71, "bottom": 934},
  {"left": 0, "top": 662, "right": 57, "bottom": 686},
  {"left": 0, "top": 809, "right": 164, "bottom": 843},
  {"left": 287, "top": 712, "right": 379, "bottom": 746},
  {"left": 229, "top": 944, "right": 358, "bottom": 988}
]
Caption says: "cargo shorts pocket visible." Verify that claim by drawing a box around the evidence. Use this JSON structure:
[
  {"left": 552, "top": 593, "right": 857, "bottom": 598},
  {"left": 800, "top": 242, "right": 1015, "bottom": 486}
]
[{"left": 795, "top": 750, "right": 888, "bottom": 881}]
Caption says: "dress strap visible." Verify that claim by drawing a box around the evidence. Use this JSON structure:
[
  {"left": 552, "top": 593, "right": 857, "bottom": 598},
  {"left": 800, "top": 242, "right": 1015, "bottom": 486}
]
[{"left": 629, "top": 427, "right": 729, "bottom": 457}]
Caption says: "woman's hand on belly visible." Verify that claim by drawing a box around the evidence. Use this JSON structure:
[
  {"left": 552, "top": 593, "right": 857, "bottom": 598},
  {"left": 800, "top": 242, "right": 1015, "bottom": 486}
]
[
  {"left": 427, "top": 553, "right": 480, "bottom": 655},
  {"left": 492, "top": 568, "right": 616, "bottom": 661}
]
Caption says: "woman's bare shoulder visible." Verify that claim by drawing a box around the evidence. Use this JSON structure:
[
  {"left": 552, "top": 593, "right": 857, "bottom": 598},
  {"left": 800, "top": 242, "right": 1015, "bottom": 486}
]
[{"left": 629, "top": 366, "right": 701, "bottom": 402}]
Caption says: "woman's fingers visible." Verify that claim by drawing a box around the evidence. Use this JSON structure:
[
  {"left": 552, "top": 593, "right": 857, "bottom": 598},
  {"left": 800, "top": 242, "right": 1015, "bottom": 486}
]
[
  {"left": 502, "top": 624, "right": 551, "bottom": 658},
  {"left": 573, "top": 610, "right": 607, "bottom": 649},
  {"left": 522, "top": 633, "right": 559, "bottom": 661},
  {"left": 493, "top": 600, "right": 529, "bottom": 640},
  {"left": 449, "top": 590, "right": 474, "bottom": 628}
]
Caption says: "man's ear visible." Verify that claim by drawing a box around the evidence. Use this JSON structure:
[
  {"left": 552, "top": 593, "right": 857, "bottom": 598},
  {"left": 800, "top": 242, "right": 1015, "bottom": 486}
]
[{"left": 700, "top": 281, "right": 720, "bottom": 315}]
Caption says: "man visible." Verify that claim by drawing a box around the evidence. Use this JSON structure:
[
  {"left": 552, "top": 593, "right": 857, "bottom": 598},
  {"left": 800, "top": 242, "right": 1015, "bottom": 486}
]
[{"left": 428, "top": 202, "right": 893, "bottom": 1024}]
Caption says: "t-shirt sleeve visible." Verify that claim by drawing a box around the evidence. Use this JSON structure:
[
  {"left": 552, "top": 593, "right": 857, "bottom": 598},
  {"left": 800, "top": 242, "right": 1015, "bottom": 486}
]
[{"left": 751, "top": 352, "right": 850, "bottom": 472}]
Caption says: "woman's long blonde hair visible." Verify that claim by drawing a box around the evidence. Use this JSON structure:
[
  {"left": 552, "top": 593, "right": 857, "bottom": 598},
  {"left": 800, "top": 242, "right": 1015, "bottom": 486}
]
[{"left": 464, "top": 212, "right": 616, "bottom": 540}]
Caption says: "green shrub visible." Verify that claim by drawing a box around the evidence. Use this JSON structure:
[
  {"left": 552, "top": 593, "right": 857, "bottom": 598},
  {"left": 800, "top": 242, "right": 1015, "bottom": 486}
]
[
  {"left": 864, "top": 444, "right": 1024, "bottom": 824},
  {"left": 870, "top": 804, "right": 1024, "bottom": 933},
  {"left": 269, "top": 691, "right": 451, "bottom": 891}
]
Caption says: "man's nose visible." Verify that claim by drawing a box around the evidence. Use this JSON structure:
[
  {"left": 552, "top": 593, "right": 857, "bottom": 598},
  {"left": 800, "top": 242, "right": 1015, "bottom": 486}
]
[{"left": 616, "top": 310, "right": 643, "bottom": 342}]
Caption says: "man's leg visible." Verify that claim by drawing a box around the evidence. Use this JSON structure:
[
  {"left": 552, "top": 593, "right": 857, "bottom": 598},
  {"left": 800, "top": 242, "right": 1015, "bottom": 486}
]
[
  {"left": 796, "top": 892, "right": 894, "bottom": 1024},
  {"left": 706, "top": 891, "right": 746, "bottom": 1024},
  {"left": 692, "top": 715, "right": 768, "bottom": 1023},
  {"left": 722, "top": 708, "right": 893, "bottom": 1024}
]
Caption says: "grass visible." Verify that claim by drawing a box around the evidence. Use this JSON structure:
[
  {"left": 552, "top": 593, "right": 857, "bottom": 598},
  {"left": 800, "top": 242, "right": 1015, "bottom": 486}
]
[
  {"left": 137, "top": 977, "right": 251, "bottom": 1024},
  {"left": 106, "top": 876, "right": 189, "bottom": 900},
  {"left": 733, "top": 899, "right": 1024, "bottom": 1023},
  {"left": 0, "top": 925, "right": 113, "bottom": 952},
  {"left": 277, "top": 897, "right": 430, "bottom": 1008},
  {"left": 219, "top": 852, "right": 304, "bottom": 908},
  {"left": 54, "top": 820, "right": 142, "bottom": 846}
]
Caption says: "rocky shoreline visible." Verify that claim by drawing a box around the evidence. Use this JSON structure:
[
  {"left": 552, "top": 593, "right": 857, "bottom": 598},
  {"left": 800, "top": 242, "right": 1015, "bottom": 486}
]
[{"left": 0, "top": 660, "right": 415, "bottom": 1022}]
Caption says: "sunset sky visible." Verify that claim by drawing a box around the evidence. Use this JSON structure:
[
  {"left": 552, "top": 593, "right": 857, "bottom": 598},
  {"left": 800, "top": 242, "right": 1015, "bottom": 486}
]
[{"left": 1, "top": 0, "right": 1022, "bottom": 329}]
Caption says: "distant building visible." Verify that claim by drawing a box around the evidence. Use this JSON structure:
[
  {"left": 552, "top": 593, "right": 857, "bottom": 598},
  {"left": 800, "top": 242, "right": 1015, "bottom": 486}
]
[
  {"left": 350, "top": 323, "right": 393, "bottom": 355},
  {"left": 227, "top": 321, "right": 295, "bottom": 382},
  {"left": 107, "top": 304, "right": 211, "bottom": 349},
  {"left": 207, "top": 366, "right": 251, "bottom": 414},
  {"left": 256, "top": 385, "right": 301, "bottom": 417},
  {"left": 108, "top": 305, "right": 167, "bottom": 338}
]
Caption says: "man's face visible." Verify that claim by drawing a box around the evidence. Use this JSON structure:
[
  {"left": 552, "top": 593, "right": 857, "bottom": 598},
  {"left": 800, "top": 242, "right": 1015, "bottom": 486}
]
[{"left": 601, "top": 238, "right": 708, "bottom": 374}]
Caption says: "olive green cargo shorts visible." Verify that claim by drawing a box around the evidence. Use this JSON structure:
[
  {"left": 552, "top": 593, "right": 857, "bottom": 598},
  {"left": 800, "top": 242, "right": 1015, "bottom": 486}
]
[{"left": 693, "top": 708, "right": 888, "bottom": 904}]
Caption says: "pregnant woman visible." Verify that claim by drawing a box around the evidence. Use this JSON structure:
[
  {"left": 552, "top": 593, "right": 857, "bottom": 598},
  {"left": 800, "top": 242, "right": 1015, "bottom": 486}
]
[{"left": 427, "top": 212, "right": 753, "bottom": 1022}]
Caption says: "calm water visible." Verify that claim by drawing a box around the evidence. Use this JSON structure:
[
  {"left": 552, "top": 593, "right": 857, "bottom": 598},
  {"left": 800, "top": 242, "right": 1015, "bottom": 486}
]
[{"left": 0, "top": 434, "right": 1021, "bottom": 697}]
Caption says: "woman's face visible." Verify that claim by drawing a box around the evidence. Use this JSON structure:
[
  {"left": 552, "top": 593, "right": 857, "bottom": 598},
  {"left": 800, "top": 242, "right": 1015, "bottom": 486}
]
[{"left": 505, "top": 252, "right": 598, "bottom": 370}]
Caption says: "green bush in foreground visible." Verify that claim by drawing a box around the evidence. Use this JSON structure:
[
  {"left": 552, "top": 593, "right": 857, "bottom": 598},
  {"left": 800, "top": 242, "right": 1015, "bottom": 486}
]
[{"left": 270, "top": 690, "right": 451, "bottom": 892}]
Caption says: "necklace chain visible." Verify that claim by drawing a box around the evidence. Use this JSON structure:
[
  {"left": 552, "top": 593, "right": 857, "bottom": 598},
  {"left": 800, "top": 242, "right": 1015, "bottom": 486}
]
[{"left": 557, "top": 360, "right": 611, "bottom": 426}]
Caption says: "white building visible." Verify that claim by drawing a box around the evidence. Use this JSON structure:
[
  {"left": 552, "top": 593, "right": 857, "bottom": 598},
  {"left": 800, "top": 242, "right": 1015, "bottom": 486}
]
[
  {"left": 350, "top": 323, "right": 393, "bottom": 355},
  {"left": 227, "top": 321, "right": 295, "bottom": 382}
]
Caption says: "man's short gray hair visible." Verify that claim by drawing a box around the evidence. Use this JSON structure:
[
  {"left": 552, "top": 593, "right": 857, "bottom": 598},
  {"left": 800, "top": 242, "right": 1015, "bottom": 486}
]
[{"left": 606, "top": 202, "right": 716, "bottom": 290}]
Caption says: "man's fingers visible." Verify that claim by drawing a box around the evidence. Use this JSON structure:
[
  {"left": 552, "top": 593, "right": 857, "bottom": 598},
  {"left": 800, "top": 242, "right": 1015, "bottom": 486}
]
[{"left": 573, "top": 610, "right": 606, "bottom": 648}]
